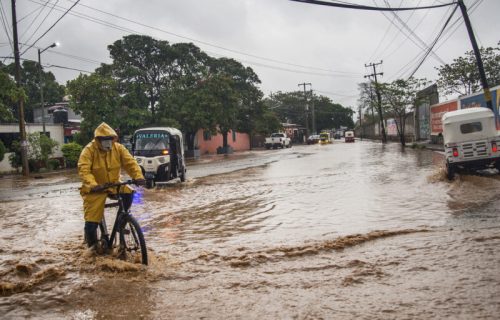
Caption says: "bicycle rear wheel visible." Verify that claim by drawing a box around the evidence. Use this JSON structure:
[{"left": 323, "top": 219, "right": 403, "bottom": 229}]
[{"left": 118, "top": 215, "right": 148, "bottom": 265}]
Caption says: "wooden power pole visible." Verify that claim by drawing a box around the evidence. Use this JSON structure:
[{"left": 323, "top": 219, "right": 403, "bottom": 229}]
[
  {"left": 365, "top": 61, "right": 387, "bottom": 143},
  {"left": 11, "top": 0, "right": 29, "bottom": 176}
]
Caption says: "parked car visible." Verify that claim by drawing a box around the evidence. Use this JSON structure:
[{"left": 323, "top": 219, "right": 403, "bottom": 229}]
[
  {"left": 345, "top": 130, "right": 355, "bottom": 143},
  {"left": 442, "top": 108, "right": 500, "bottom": 180},
  {"left": 265, "top": 133, "right": 291, "bottom": 149},
  {"left": 307, "top": 134, "right": 320, "bottom": 145}
]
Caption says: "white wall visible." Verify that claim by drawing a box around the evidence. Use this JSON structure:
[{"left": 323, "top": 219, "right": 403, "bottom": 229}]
[
  {"left": 0, "top": 123, "right": 65, "bottom": 157},
  {"left": 0, "top": 152, "right": 15, "bottom": 173}
]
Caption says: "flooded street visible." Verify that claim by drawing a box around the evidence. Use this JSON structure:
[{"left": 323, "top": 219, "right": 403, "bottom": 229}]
[{"left": 1, "top": 141, "right": 500, "bottom": 319}]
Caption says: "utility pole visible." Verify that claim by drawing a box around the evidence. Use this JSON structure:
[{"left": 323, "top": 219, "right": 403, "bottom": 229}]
[
  {"left": 298, "top": 82, "right": 312, "bottom": 137},
  {"left": 358, "top": 105, "right": 364, "bottom": 141},
  {"left": 38, "top": 43, "right": 57, "bottom": 135},
  {"left": 11, "top": 0, "right": 29, "bottom": 176},
  {"left": 457, "top": 0, "right": 492, "bottom": 111},
  {"left": 365, "top": 61, "right": 387, "bottom": 143},
  {"left": 310, "top": 88, "right": 316, "bottom": 134}
]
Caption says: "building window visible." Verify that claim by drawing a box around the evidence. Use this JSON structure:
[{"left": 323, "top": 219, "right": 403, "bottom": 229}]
[
  {"left": 232, "top": 130, "right": 236, "bottom": 142},
  {"left": 203, "top": 130, "right": 211, "bottom": 141}
]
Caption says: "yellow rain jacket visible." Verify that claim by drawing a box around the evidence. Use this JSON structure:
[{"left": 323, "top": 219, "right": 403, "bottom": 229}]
[{"left": 78, "top": 122, "right": 144, "bottom": 222}]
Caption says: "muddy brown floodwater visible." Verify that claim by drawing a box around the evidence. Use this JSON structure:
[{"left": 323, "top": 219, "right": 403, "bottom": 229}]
[{"left": 1, "top": 141, "right": 500, "bottom": 319}]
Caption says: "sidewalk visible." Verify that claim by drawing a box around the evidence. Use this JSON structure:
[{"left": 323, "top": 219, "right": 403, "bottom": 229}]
[{"left": 411, "top": 141, "right": 444, "bottom": 152}]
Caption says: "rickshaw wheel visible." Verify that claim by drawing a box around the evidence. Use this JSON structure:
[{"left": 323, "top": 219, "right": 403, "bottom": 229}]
[
  {"left": 146, "top": 179, "right": 155, "bottom": 189},
  {"left": 446, "top": 162, "right": 455, "bottom": 180}
]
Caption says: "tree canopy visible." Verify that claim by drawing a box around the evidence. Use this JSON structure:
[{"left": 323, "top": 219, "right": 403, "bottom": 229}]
[
  {"left": 2, "top": 60, "right": 64, "bottom": 122},
  {"left": 436, "top": 43, "right": 500, "bottom": 96},
  {"left": 264, "top": 91, "right": 354, "bottom": 133},
  {"left": 68, "top": 35, "right": 279, "bottom": 150},
  {"left": 380, "top": 77, "right": 429, "bottom": 146}
]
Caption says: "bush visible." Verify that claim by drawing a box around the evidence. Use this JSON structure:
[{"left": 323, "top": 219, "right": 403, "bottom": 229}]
[
  {"left": 48, "top": 158, "right": 61, "bottom": 170},
  {"left": 62, "top": 142, "right": 83, "bottom": 168},
  {"left": 8, "top": 134, "right": 59, "bottom": 172},
  {"left": 8, "top": 140, "right": 21, "bottom": 169},
  {"left": 0, "top": 140, "right": 5, "bottom": 162}
]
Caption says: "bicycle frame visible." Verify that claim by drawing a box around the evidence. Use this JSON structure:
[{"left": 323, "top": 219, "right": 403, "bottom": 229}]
[{"left": 100, "top": 185, "right": 131, "bottom": 249}]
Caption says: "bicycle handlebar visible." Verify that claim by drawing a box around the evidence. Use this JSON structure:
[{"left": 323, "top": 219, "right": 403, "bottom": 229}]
[{"left": 90, "top": 179, "right": 142, "bottom": 193}]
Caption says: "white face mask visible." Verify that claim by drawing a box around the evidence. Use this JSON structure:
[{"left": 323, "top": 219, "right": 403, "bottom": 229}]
[{"left": 100, "top": 139, "right": 113, "bottom": 151}]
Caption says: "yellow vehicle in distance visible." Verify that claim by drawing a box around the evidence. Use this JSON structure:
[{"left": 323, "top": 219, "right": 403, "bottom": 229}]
[{"left": 319, "top": 132, "right": 332, "bottom": 144}]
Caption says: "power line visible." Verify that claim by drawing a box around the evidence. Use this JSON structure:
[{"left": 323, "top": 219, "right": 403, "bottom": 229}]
[
  {"left": 20, "top": 0, "right": 80, "bottom": 57},
  {"left": 18, "top": 5, "right": 44, "bottom": 23},
  {"left": 0, "top": 0, "right": 13, "bottom": 53},
  {"left": 19, "top": 0, "right": 51, "bottom": 40},
  {"left": 406, "top": 3, "right": 459, "bottom": 79},
  {"left": 30, "top": 0, "right": 360, "bottom": 76},
  {"left": 21, "top": 0, "right": 60, "bottom": 48},
  {"left": 0, "top": 55, "right": 92, "bottom": 73},
  {"left": 435, "top": 0, "right": 482, "bottom": 50},
  {"left": 368, "top": 0, "right": 404, "bottom": 62},
  {"left": 389, "top": 0, "right": 480, "bottom": 81},
  {"left": 380, "top": 0, "right": 446, "bottom": 65},
  {"left": 290, "top": 0, "right": 456, "bottom": 11}
]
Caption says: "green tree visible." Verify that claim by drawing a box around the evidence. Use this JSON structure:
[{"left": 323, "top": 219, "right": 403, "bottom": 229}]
[
  {"left": 209, "top": 57, "right": 262, "bottom": 151},
  {"left": 67, "top": 73, "right": 121, "bottom": 143},
  {"left": 313, "top": 94, "right": 354, "bottom": 131},
  {"left": 380, "top": 77, "right": 429, "bottom": 147},
  {"left": 0, "top": 68, "right": 17, "bottom": 122},
  {"left": 0, "top": 140, "right": 5, "bottom": 162},
  {"left": 105, "top": 35, "right": 176, "bottom": 122},
  {"left": 3, "top": 60, "right": 64, "bottom": 122},
  {"left": 266, "top": 91, "right": 354, "bottom": 132},
  {"left": 436, "top": 44, "right": 500, "bottom": 96}
]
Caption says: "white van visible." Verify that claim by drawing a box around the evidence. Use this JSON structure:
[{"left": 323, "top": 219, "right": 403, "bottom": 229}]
[{"left": 442, "top": 108, "right": 500, "bottom": 179}]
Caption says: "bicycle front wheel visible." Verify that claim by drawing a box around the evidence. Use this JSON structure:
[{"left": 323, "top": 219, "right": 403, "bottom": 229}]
[{"left": 118, "top": 215, "right": 148, "bottom": 265}]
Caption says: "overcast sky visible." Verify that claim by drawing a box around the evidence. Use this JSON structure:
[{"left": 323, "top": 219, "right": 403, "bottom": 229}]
[{"left": 1, "top": 0, "right": 499, "bottom": 112}]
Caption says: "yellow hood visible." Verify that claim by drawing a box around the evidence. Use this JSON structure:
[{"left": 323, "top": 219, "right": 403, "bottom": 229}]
[{"left": 94, "top": 122, "right": 117, "bottom": 138}]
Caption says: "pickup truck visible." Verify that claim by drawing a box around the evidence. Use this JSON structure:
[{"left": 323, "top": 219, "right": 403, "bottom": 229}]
[
  {"left": 442, "top": 108, "right": 500, "bottom": 180},
  {"left": 265, "top": 133, "right": 291, "bottom": 149}
]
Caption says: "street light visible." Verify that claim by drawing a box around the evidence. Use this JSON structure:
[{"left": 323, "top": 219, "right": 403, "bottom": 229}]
[{"left": 38, "top": 42, "right": 58, "bottom": 135}]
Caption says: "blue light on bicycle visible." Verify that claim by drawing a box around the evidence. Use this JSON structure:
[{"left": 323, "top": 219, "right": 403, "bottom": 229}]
[{"left": 133, "top": 189, "right": 144, "bottom": 205}]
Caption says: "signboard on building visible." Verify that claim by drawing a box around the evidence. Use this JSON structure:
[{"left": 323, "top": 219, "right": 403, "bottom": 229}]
[
  {"left": 386, "top": 118, "right": 398, "bottom": 136},
  {"left": 415, "top": 84, "right": 439, "bottom": 140},
  {"left": 430, "top": 100, "right": 458, "bottom": 135},
  {"left": 459, "top": 86, "right": 500, "bottom": 130}
]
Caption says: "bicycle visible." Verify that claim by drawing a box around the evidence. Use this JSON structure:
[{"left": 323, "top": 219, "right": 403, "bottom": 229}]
[{"left": 91, "top": 180, "right": 148, "bottom": 265}]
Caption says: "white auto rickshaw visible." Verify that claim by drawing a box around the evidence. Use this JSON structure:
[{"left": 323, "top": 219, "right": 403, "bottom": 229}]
[
  {"left": 132, "top": 127, "right": 187, "bottom": 188},
  {"left": 442, "top": 108, "right": 500, "bottom": 180}
]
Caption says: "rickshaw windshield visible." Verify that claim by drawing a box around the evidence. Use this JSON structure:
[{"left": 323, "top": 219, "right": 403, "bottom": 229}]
[{"left": 134, "top": 131, "right": 170, "bottom": 151}]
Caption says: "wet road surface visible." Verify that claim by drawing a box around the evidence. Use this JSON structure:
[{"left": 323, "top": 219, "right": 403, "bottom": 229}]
[{"left": 1, "top": 141, "right": 500, "bottom": 319}]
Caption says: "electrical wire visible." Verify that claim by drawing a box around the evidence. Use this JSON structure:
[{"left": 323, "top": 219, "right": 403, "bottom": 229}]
[
  {"left": 18, "top": 5, "right": 44, "bottom": 23},
  {"left": 405, "top": 3, "right": 459, "bottom": 79},
  {"left": 0, "top": 56, "right": 92, "bottom": 73},
  {"left": 0, "top": 0, "right": 13, "bottom": 54},
  {"left": 367, "top": 0, "right": 404, "bottom": 62},
  {"left": 290, "top": 0, "right": 456, "bottom": 11},
  {"left": 435, "top": 0, "right": 482, "bottom": 51},
  {"left": 33, "top": 0, "right": 361, "bottom": 76},
  {"left": 20, "top": 0, "right": 80, "bottom": 57},
  {"left": 21, "top": 0, "right": 60, "bottom": 49},
  {"left": 389, "top": 0, "right": 480, "bottom": 80},
  {"left": 380, "top": 0, "right": 446, "bottom": 65},
  {"left": 19, "top": 0, "right": 51, "bottom": 40}
]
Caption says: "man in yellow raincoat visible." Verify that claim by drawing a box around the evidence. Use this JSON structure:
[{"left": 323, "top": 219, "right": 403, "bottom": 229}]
[{"left": 78, "top": 122, "right": 145, "bottom": 248}]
